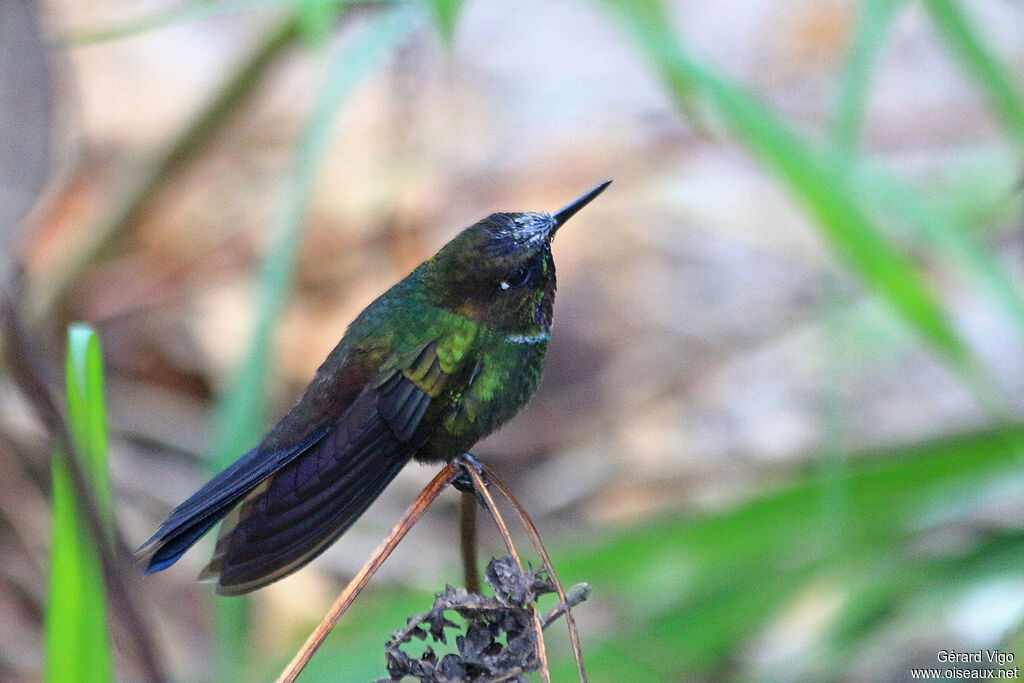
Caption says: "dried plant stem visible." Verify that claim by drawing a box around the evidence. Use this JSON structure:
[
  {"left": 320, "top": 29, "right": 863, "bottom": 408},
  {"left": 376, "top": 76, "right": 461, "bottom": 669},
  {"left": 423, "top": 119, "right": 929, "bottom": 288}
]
[
  {"left": 454, "top": 456, "right": 520, "bottom": 564},
  {"left": 459, "top": 490, "right": 480, "bottom": 594},
  {"left": 541, "top": 583, "right": 592, "bottom": 630},
  {"left": 485, "top": 465, "right": 588, "bottom": 683},
  {"left": 531, "top": 604, "right": 551, "bottom": 683},
  {"left": 275, "top": 463, "right": 459, "bottom": 683},
  {"left": 454, "top": 456, "right": 550, "bottom": 683}
]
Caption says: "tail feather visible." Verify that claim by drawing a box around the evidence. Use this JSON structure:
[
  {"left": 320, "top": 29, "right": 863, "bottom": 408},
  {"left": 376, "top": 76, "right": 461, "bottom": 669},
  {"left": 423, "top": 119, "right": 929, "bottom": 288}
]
[
  {"left": 141, "top": 501, "right": 239, "bottom": 574},
  {"left": 136, "top": 426, "right": 330, "bottom": 574},
  {"left": 203, "top": 419, "right": 413, "bottom": 595}
]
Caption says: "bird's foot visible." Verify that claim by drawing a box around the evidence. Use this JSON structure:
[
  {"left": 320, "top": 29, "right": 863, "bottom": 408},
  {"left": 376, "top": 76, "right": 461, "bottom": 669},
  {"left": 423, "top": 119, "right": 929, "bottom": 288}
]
[{"left": 452, "top": 453, "right": 486, "bottom": 493}]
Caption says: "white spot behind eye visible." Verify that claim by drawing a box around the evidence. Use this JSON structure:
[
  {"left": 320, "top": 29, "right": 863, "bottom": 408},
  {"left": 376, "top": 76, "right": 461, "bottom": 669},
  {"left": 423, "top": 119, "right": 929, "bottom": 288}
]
[{"left": 499, "top": 281, "right": 510, "bottom": 290}]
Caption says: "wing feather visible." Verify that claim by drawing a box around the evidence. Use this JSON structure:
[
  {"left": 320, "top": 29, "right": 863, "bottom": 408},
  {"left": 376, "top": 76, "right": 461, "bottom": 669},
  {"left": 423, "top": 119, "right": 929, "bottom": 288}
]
[
  {"left": 139, "top": 338, "right": 461, "bottom": 595},
  {"left": 201, "top": 342, "right": 452, "bottom": 594},
  {"left": 138, "top": 425, "right": 330, "bottom": 573}
]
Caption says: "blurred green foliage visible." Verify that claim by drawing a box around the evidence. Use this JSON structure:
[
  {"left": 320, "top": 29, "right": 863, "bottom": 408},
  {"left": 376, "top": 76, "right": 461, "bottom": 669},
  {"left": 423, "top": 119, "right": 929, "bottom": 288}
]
[
  {"left": 601, "top": 0, "right": 1016, "bottom": 416},
  {"left": 922, "top": 0, "right": 1024, "bottom": 139}
]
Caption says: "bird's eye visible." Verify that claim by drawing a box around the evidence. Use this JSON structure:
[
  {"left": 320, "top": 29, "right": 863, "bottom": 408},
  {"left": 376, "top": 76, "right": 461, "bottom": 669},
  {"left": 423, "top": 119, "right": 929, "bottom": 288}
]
[{"left": 500, "top": 266, "right": 531, "bottom": 290}]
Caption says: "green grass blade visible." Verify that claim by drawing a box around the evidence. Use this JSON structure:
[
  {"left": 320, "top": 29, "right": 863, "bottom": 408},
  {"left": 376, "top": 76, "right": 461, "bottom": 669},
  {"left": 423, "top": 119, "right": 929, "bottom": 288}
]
[
  {"left": 820, "top": 0, "right": 906, "bottom": 548},
  {"left": 65, "top": 325, "right": 114, "bottom": 522},
  {"left": 45, "top": 324, "right": 114, "bottom": 683},
  {"left": 828, "top": 534, "right": 1024, "bottom": 656},
  {"left": 923, "top": 0, "right": 1024, "bottom": 140},
  {"left": 599, "top": 0, "right": 1008, "bottom": 413},
  {"left": 853, "top": 160, "right": 1024, "bottom": 340},
  {"left": 205, "top": 7, "right": 419, "bottom": 677},
  {"left": 830, "top": 0, "right": 906, "bottom": 162},
  {"left": 46, "top": 461, "right": 112, "bottom": 683},
  {"left": 428, "top": 0, "right": 464, "bottom": 43},
  {"left": 297, "top": 0, "right": 351, "bottom": 47}
]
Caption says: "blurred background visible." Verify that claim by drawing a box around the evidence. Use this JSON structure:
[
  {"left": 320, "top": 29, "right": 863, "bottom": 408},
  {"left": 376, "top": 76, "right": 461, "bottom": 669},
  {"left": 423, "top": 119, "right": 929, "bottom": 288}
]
[{"left": 2, "top": 0, "right": 1023, "bottom": 680}]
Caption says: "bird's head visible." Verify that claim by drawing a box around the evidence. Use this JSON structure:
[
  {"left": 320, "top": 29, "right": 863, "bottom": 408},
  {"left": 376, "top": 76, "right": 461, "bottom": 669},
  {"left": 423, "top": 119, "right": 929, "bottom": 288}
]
[{"left": 423, "top": 181, "right": 611, "bottom": 337}]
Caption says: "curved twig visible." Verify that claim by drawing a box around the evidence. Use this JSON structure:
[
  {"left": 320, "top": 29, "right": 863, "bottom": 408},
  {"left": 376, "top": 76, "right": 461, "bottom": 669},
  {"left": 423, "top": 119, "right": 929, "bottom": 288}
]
[
  {"left": 455, "top": 455, "right": 550, "bottom": 683},
  {"left": 483, "top": 464, "right": 588, "bottom": 683},
  {"left": 275, "top": 463, "right": 459, "bottom": 683},
  {"left": 454, "top": 455, "right": 519, "bottom": 565}
]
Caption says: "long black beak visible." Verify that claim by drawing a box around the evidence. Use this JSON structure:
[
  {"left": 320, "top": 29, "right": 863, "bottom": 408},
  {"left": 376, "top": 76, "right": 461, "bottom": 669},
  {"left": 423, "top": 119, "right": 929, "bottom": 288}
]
[{"left": 551, "top": 180, "right": 612, "bottom": 233}]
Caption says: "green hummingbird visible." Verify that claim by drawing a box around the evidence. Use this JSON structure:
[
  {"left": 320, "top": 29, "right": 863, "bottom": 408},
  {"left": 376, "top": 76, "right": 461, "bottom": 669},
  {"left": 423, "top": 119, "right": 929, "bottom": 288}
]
[{"left": 138, "top": 181, "right": 611, "bottom": 595}]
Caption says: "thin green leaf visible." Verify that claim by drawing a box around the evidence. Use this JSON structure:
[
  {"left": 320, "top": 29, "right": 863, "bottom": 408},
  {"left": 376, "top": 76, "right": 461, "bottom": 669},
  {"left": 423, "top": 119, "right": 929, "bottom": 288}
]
[
  {"left": 853, "top": 159, "right": 1024, "bottom": 340},
  {"left": 600, "top": 0, "right": 1008, "bottom": 414},
  {"left": 923, "top": 0, "right": 1024, "bottom": 140},
  {"left": 65, "top": 325, "right": 114, "bottom": 523},
  {"left": 828, "top": 534, "right": 1024, "bottom": 654},
  {"left": 45, "top": 324, "right": 113, "bottom": 683},
  {"left": 428, "top": 0, "right": 463, "bottom": 43},
  {"left": 831, "top": 0, "right": 1024, "bottom": 346},
  {"left": 297, "top": 0, "right": 349, "bottom": 48},
  {"left": 830, "top": 0, "right": 906, "bottom": 162}
]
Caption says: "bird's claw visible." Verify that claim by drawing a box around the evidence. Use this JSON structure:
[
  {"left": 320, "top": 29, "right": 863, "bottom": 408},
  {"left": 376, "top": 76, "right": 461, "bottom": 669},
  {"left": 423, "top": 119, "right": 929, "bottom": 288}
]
[{"left": 453, "top": 453, "right": 486, "bottom": 493}]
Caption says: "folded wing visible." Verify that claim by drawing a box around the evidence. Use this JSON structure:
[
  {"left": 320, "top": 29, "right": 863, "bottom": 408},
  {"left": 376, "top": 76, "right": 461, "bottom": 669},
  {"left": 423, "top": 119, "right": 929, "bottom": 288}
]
[
  {"left": 201, "top": 368, "right": 432, "bottom": 594},
  {"left": 136, "top": 339, "right": 453, "bottom": 595}
]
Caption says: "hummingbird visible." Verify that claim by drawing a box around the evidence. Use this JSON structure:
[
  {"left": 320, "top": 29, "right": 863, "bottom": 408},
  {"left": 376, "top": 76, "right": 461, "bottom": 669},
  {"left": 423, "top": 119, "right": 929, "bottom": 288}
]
[{"left": 138, "top": 181, "right": 611, "bottom": 595}]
